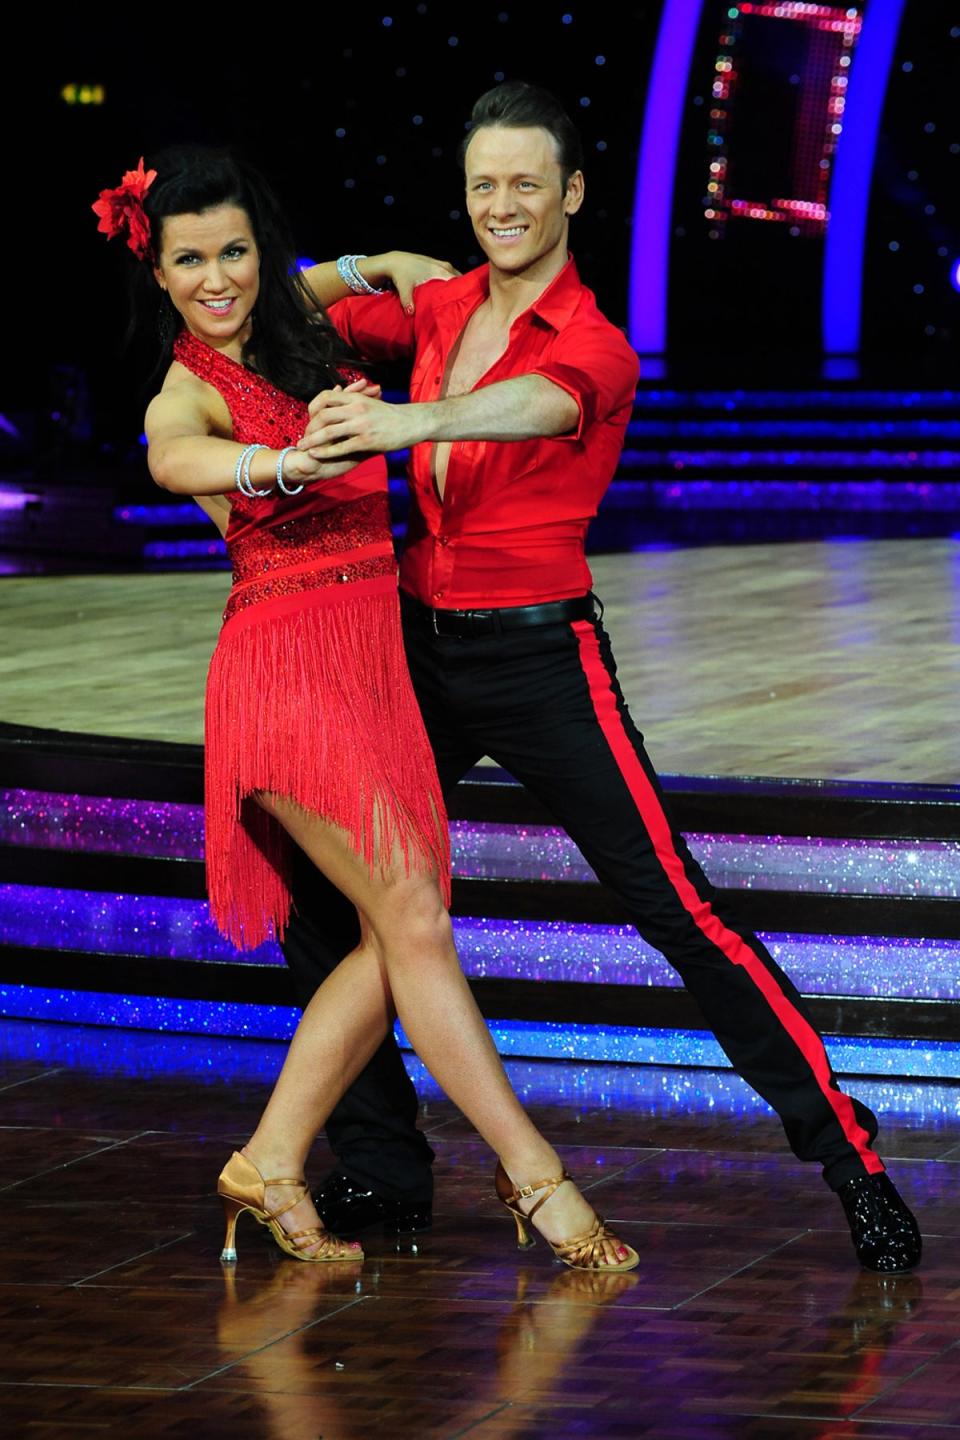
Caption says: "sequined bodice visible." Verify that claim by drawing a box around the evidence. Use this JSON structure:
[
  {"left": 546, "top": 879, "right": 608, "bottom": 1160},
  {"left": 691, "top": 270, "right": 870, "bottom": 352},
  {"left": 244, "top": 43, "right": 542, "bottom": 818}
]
[{"left": 172, "top": 331, "right": 394, "bottom": 620}]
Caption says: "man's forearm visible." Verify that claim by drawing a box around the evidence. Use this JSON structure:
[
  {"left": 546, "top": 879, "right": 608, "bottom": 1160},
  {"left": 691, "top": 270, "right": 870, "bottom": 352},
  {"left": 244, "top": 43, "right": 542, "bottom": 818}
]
[
  {"left": 408, "top": 375, "right": 579, "bottom": 445},
  {"left": 301, "top": 373, "right": 580, "bottom": 458}
]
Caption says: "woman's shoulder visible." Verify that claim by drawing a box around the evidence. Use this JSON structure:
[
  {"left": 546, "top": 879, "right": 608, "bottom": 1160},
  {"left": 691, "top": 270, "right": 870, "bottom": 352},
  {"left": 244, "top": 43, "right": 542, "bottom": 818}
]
[{"left": 148, "top": 361, "right": 233, "bottom": 436}]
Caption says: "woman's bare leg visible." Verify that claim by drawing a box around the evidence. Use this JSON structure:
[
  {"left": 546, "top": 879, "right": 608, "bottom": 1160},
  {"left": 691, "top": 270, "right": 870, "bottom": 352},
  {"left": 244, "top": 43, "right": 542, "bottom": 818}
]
[{"left": 246, "top": 797, "right": 629, "bottom": 1263}]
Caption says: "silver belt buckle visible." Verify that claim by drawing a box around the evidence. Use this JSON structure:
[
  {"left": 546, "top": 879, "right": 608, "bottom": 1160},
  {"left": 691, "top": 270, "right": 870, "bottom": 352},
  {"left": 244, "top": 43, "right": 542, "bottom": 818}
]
[{"left": 431, "top": 607, "right": 440, "bottom": 635}]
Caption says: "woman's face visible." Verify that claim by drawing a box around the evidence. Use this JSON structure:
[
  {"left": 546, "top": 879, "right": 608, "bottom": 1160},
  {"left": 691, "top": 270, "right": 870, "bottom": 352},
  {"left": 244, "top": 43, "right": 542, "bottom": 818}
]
[{"left": 153, "top": 204, "right": 260, "bottom": 355}]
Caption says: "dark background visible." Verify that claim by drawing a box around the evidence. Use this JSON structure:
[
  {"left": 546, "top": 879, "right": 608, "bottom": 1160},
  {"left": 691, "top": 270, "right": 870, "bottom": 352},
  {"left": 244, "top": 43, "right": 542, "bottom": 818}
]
[{"left": 5, "top": 2, "right": 958, "bottom": 450}]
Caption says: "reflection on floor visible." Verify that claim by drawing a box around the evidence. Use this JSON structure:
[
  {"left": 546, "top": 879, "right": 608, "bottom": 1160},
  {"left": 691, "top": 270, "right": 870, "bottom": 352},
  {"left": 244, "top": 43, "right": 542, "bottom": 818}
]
[{"left": 1, "top": 1019, "right": 958, "bottom": 1438}]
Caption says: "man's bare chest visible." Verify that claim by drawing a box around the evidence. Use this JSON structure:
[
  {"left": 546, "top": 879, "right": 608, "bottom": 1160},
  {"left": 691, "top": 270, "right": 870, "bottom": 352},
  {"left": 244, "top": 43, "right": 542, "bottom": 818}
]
[{"left": 441, "top": 312, "right": 510, "bottom": 399}]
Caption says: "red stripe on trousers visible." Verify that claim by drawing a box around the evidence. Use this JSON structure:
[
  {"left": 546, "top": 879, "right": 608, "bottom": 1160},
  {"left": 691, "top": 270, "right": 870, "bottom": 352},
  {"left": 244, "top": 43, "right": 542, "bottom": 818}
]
[{"left": 571, "top": 619, "right": 883, "bottom": 1176}]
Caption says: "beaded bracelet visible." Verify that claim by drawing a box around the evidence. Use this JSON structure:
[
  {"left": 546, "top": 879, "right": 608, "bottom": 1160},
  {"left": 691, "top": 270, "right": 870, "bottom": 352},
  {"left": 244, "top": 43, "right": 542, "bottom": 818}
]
[
  {"left": 235, "top": 443, "right": 274, "bottom": 498},
  {"left": 275, "top": 446, "right": 303, "bottom": 496},
  {"left": 336, "top": 254, "right": 387, "bottom": 296}
]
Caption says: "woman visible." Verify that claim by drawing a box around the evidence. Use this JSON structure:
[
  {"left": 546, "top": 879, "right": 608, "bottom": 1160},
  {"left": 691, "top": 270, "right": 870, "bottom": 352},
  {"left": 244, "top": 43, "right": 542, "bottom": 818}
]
[{"left": 94, "top": 147, "right": 638, "bottom": 1271}]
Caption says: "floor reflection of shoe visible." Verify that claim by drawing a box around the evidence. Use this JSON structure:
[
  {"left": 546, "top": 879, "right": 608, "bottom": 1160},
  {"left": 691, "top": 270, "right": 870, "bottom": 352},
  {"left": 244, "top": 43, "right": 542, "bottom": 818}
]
[
  {"left": 837, "top": 1173, "right": 922, "bottom": 1273},
  {"left": 314, "top": 1169, "right": 433, "bottom": 1237}
]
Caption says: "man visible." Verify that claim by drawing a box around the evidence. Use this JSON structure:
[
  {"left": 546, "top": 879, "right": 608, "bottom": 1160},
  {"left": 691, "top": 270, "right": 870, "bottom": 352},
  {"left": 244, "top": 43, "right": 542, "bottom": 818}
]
[{"left": 285, "top": 81, "right": 920, "bottom": 1272}]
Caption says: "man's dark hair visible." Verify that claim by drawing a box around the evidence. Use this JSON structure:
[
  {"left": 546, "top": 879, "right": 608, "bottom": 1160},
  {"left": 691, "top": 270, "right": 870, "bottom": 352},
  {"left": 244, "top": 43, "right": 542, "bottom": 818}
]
[
  {"left": 458, "top": 81, "right": 584, "bottom": 191},
  {"left": 123, "top": 145, "right": 358, "bottom": 400}
]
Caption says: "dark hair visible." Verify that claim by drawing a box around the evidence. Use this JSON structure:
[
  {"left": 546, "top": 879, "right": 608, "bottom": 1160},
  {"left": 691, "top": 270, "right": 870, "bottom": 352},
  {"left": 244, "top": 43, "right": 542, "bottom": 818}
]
[
  {"left": 124, "top": 145, "right": 357, "bottom": 400},
  {"left": 458, "top": 81, "right": 584, "bottom": 190}
]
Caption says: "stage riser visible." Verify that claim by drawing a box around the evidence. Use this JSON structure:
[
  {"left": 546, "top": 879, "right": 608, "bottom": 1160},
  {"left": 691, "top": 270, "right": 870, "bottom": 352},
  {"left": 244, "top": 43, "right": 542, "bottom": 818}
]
[{"left": 3, "top": 723, "right": 959, "bottom": 1075}]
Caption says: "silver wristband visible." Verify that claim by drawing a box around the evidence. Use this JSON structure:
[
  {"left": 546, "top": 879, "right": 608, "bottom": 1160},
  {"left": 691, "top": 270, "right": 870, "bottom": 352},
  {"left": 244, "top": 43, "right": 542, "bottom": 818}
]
[
  {"left": 275, "top": 446, "right": 303, "bottom": 496},
  {"left": 337, "top": 253, "right": 387, "bottom": 296},
  {"left": 235, "top": 443, "right": 273, "bottom": 498}
]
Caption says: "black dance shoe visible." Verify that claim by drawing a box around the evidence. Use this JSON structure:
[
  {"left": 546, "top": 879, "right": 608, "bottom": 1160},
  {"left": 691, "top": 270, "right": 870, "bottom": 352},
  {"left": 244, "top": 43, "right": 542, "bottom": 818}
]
[
  {"left": 314, "top": 1170, "right": 433, "bottom": 1237},
  {"left": 837, "top": 1173, "right": 922, "bottom": 1273}
]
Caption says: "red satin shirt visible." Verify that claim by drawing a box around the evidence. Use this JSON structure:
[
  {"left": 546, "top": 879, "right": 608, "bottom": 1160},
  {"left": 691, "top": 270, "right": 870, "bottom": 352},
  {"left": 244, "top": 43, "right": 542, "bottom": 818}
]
[{"left": 329, "top": 256, "right": 639, "bottom": 608}]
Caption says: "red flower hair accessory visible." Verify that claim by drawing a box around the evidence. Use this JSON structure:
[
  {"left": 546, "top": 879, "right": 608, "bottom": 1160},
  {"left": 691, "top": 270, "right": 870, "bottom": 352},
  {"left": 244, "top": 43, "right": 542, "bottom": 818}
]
[{"left": 92, "top": 157, "right": 157, "bottom": 261}]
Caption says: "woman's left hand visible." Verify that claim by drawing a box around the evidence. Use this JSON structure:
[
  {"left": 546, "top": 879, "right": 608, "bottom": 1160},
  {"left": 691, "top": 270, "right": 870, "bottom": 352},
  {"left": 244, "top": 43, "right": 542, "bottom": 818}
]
[{"left": 382, "top": 251, "right": 460, "bottom": 312}]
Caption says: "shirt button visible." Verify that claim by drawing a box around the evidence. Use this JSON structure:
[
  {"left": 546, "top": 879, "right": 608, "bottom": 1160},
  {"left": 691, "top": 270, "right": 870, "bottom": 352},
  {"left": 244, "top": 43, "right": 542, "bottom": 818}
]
[
  {"left": 439, "top": 536, "right": 450, "bottom": 547},
  {"left": 434, "top": 590, "right": 445, "bottom": 600}
]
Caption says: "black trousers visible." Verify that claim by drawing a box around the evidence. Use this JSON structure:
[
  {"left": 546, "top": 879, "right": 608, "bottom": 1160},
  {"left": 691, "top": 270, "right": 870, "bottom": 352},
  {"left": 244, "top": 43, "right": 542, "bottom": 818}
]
[{"left": 281, "top": 594, "right": 884, "bottom": 1198}]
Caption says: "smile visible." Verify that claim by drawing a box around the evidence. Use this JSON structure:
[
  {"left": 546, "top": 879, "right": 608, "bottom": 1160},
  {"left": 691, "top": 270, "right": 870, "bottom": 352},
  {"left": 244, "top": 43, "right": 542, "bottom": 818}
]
[
  {"left": 488, "top": 226, "right": 528, "bottom": 239},
  {"left": 200, "top": 298, "right": 237, "bottom": 313}
]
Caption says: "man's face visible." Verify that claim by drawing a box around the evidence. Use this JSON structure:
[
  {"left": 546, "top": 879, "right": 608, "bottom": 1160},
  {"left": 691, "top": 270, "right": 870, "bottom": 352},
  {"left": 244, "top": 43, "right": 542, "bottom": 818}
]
[{"left": 464, "top": 125, "right": 584, "bottom": 279}]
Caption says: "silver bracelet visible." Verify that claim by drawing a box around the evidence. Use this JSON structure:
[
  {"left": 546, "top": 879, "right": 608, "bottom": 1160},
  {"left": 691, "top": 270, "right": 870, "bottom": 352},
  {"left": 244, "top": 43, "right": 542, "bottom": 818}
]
[
  {"left": 336, "top": 253, "right": 386, "bottom": 296},
  {"left": 235, "top": 443, "right": 274, "bottom": 498},
  {"left": 233, "top": 444, "right": 258, "bottom": 494},
  {"left": 275, "top": 446, "right": 303, "bottom": 496}
]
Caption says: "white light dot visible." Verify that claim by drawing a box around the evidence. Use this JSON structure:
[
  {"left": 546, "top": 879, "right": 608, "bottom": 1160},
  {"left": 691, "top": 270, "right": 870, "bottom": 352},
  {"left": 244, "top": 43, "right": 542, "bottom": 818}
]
[
  {"left": 888, "top": 240, "right": 900, "bottom": 251},
  {"left": 448, "top": 34, "right": 458, "bottom": 45},
  {"left": 595, "top": 55, "right": 606, "bottom": 65},
  {"left": 579, "top": 96, "right": 591, "bottom": 107},
  {"left": 596, "top": 140, "right": 607, "bottom": 151},
  {"left": 562, "top": 12, "right": 573, "bottom": 23},
  {"left": 376, "top": 154, "right": 387, "bottom": 165},
  {"left": 382, "top": 14, "right": 392, "bottom": 25},
  {"left": 902, "top": 60, "right": 913, "bottom": 72},
  {"left": 924, "top": 121, "right": 936, "bottom": 133},
  {"left": 924, "top": 204, "right": 936, "bottom": 215},
  {"left": 335, "top": 127, "right": 346, "bottom": 138},
  {"left": 925, "top": 324, "right": 936, "bottom": 335},
  {"left": 494, "top": 70, "right": 505, "bottom": 81},
  {"left": 449, "top": 209, "right": 461, "bottom": 220},
  {"left": 913, "top": 283, "right": 925, "bottom": 294},
  {"left": 412, "top": 115, "right": 423, "bottom": 125}
]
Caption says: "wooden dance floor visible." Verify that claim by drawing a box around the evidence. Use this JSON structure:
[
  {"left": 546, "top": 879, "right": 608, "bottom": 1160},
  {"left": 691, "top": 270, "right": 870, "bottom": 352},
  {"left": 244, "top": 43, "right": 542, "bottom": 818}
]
[
  {"left": 1, "top": 1035, "right": 958, "bottom": 1438},
  {"left": 3, "top": 536, "right": 960, "bottom": 783}
]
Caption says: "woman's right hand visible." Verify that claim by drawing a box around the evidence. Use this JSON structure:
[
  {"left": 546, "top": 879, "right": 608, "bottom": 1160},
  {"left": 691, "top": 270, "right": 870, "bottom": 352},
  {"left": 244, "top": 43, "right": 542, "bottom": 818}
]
[{"left": 281, "top": 448, "right": 361, "bottom": 485}]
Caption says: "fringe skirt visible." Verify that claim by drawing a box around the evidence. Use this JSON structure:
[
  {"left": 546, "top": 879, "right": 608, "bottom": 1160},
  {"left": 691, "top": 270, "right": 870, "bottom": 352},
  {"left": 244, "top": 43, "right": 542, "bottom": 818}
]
[{"left": 204, "top": 573, "right": 451, "bottom": 950}]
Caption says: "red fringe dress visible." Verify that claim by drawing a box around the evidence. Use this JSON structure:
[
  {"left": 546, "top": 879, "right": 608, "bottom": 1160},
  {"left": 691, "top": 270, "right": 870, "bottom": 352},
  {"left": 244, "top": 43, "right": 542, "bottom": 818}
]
[{"left": 174, "top": 331, "right": 450, "bottom": 950}]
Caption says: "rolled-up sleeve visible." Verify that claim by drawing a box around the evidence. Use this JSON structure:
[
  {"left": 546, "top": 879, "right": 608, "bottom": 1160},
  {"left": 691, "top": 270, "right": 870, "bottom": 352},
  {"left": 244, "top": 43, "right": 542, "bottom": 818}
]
[{"left": 531, "top": 326, "right": 640, "bottom": 441}]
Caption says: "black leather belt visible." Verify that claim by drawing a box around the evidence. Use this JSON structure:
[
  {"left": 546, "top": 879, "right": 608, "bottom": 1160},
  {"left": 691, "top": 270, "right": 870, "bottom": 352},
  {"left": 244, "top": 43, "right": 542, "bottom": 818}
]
[{"left": 402, "top": 592, "right": 597, "bottom": 637}]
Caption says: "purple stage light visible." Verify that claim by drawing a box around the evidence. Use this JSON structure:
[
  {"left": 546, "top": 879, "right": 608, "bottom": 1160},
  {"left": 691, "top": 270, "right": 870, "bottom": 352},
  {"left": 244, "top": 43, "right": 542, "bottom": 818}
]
[
  {"left": 0, "top": 486, "right": 35, "bottom": 512},
  {"left": 3, "top": 881, "right": 960, "bottom": 1001},
  {"left": 5, "top": 791, "right": 959, "bottom": 898},
  {"left": 823, "top": 0, "right": 907, "bottom": 355},
  {"left": 0, "top": 983, "right": 956, "bottom": 1078},
  {"left": 629, "top": 0, "right": 705, "bottom": 356},
  {"left": 3, "top": 1014, "right": 959, "bottom": 1121},
  {"left": 951, "top": 257, "right": 960, "bottom": 294},
  {"left": 144, "top": 539, "right": 228, "bottom": 561}
]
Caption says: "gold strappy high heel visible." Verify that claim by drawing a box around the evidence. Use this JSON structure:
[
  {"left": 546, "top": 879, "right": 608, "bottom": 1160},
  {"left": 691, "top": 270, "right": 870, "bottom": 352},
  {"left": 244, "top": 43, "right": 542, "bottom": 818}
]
[
  {"left": 495, "top": 1162, "right": 639, "bottom": 1272},
  {"left": 217, "top": 1151, "right": 363, "bottom": 1265}
]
